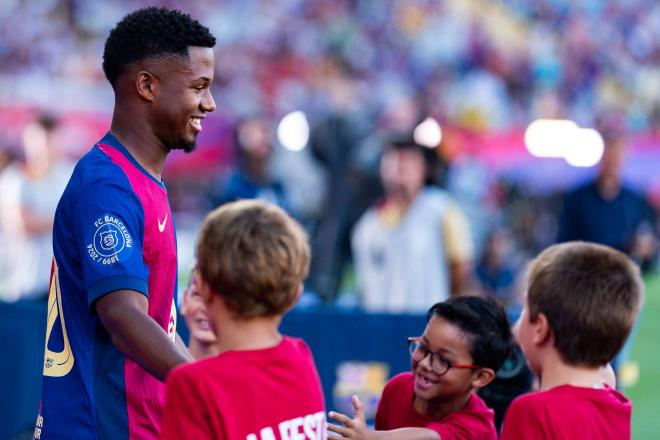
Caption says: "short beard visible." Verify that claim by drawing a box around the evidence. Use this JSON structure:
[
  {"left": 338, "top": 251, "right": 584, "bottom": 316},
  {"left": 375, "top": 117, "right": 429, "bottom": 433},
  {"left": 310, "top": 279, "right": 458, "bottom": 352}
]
[{"left": 176, "top": 139, "right": 197, "bottom": 153}]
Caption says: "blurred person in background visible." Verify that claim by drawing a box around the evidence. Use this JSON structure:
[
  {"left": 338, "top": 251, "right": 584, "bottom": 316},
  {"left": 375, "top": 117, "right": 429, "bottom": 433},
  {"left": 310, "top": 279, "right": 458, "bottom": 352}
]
[
  {"left": 0, "top": 113, "right": 73, "bottom": 302},
  {"left": 352, "top": 136, "right": 474, "bottom": 314},
  {"left": 558, "top": 126, "right": 658, "bottom": 266},
  {"left": 306, "top": 80, "right": 419, "bottom": 303},
  {"left": 475, "top": 226, "right": 521, "bottom": 319},
  {"left": 557, "top": 122, "right": 658, "bottom": 384},
  {"left": 181, "top": 265, "right": 219, "bottom": 360},
  {"left": 307, "top": 68, "right": 381, "bottom": 302},
  {"left": 0, "top": 141, "right": 22, "bottom": 297},
  {"left": 207, "top": 115, "right": 293, "bottom": 213}
]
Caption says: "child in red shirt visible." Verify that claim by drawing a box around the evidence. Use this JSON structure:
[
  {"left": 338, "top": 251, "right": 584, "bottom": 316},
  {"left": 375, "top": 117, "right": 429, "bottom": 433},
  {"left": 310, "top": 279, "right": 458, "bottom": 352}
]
[
  {"left": 501, "top": 242, "right": 643, "bottom": 440},
  {"left": 160, "top": 201, "right": 325, "bottom": 440},
  {"left": 328, "top": 296, "right": 514, "bottom": 440}
]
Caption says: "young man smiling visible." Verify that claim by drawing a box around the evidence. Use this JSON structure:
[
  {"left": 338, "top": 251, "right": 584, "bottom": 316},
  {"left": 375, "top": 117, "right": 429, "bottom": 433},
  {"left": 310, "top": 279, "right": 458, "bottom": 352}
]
[{"left": 35, "top": 7, "right": 216, "bottom": 440}]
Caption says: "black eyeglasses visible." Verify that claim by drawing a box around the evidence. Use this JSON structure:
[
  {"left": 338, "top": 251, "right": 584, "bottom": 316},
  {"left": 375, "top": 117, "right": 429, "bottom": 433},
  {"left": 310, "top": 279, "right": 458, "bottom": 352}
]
[{"left": 407, "top": 337, "right": 482, "bottom": 376}]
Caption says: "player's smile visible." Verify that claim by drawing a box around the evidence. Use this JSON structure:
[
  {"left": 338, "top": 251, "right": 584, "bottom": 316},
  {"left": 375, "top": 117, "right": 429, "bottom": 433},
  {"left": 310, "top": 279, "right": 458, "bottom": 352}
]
[{"left": 189, "top": 115, "right": 204, "bottom": 134}]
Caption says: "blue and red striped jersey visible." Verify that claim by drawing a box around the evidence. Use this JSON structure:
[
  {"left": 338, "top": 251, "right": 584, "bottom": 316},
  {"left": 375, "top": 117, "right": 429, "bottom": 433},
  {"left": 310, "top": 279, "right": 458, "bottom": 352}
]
[{"left": 35, "top": 132, "right": 178, "bottom": 440}]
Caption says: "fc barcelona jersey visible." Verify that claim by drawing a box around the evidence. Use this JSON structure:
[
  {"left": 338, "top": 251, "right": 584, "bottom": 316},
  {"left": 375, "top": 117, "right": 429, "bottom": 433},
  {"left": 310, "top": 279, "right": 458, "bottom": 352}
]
[{"left": 35, "top": 132, "right": 178, "bottom": 440}]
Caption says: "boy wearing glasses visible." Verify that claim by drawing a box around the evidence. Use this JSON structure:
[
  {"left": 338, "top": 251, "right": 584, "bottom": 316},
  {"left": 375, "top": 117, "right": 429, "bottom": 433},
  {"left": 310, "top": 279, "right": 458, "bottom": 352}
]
[
  {"left": 160, "top": 201, "right": 326, "bottom": 439},
  {"left": 500, "top": 242, "right": 642, "bottom": 439},
  {"left": 328, "top": 296, "right": 513, "bottom": 440}
]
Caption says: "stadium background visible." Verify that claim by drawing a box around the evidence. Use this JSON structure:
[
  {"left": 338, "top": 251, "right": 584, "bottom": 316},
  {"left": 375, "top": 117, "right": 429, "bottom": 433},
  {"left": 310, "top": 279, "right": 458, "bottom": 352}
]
[{"left": 0, "top": 0, "right": 658, "bottom": 439}]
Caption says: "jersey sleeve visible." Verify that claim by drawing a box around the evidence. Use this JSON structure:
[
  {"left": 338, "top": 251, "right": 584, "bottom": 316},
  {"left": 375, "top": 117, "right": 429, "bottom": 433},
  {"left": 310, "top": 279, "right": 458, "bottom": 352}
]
[
  {"left": 73, "top": 178, "right": 149, "bottom": 306},
  {"left": 160, "top": 367, "right": 219, "bottom": 440}
]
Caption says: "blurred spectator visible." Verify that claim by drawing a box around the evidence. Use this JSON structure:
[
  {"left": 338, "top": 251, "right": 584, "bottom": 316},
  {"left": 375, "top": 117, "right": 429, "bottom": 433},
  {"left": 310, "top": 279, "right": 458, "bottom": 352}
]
[
  {"left": 352, "top": 136, "right": 474, "bottom": 313},
  {"left": 557, "top": 123, "right": 658, "bottom": 381},
  {"left": 2, "top": 0, "right": 658, "bottom": 132},
  {"left": 207, "top": 115, "right": 293, "bottom": 212},
  {"left": 0, "top": 114, "right": 74, "bottom": 301},
  {"left": 306, "top": 104, "right": 380, "bottom": 302},
  {"left": 475, "top": 226, "right": 521, "bottom": 317},
  {"left": 557, "top": 127, "right": 658, "bottom": 269},
  {"left": 0, "top": 142, "right": 22, "bottom": 297}
]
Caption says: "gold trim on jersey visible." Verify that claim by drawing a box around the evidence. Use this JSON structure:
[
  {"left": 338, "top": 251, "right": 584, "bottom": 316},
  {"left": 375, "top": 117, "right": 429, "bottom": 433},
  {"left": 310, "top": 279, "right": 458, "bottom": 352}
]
[{"left": 43, "top": 258, "right": 75, "bottom": 377}]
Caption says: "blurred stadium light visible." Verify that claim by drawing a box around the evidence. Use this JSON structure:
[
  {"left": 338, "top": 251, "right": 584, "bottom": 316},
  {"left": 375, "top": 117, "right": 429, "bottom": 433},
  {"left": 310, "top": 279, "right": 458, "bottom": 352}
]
[
  {"left": 564, "top": 128, "right": 604, "bottom": 168},
  {"left": 277, "top": 111, "right": 309, "bottom": 152},
  {"left": 525, "top": 119, "right": 604, "bottom": 168},
  {"left": 413, "top": 117, "right": 442, "bottom": 149}
]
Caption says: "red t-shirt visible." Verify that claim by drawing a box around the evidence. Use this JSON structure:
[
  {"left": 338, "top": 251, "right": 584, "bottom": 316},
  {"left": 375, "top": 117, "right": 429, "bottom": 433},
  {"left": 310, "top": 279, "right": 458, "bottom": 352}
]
[
  {"left": 375, "top": 372, "right": 497, "bottom": 440},
  {"left": 159, "top": 336, "right": 326, "bottom": 440},
  {"left": 500, "top": 384, "right": 631, "bottom": 439}
]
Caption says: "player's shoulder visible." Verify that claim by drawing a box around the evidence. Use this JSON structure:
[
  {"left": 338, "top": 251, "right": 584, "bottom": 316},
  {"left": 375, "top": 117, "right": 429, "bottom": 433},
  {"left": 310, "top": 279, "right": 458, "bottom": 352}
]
[
  {"left": 65, "top": 145, "right": 135, "bottom": 201},
  {"left": 77, "top": 145, "right": 128, "bottom": 181}
]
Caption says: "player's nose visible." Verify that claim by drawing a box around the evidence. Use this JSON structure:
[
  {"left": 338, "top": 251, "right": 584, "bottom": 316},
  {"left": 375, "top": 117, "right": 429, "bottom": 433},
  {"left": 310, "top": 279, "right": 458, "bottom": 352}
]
[{"left": 201, "top": 89, "right": 216, "bottom": 113}]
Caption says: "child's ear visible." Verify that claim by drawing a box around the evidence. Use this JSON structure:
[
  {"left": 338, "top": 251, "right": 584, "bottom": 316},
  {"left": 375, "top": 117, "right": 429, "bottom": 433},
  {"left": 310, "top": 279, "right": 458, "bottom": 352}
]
[
  {"left": 531, "top": 312, "right": 552, "bottom": 346},
  {"left": 284, "top": 283, "right": 304, "bottom": 312},
  {"left": 471, "top": 368, "right": 497, "bottom": 389}
]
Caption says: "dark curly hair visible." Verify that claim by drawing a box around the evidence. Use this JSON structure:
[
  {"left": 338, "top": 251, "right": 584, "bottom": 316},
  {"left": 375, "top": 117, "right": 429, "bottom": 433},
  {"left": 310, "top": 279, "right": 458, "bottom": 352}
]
[
  {"left": 427, "top": 296, "right": 514, "bottom": 371},
  {"left": 103, "top": 7, "right": 216, "bottom": 87}
]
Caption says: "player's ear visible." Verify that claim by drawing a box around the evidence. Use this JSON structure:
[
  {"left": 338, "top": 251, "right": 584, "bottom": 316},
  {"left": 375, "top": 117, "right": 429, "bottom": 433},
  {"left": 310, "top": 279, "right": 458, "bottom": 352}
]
[
  {"left": 471, "top": 367, "right": 496, "bottom": 389},
  {"left": 136, "top": 70, "right": 158, "bottom": 102}
]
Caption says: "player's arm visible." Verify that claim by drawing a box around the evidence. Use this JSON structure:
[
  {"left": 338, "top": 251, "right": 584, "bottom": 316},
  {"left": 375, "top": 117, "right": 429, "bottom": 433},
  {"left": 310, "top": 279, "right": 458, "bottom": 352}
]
[
  {"left": 328, "top": 396, "right": 440, "bottom": 440},
  {"left": 96, "top": 289, "right": 192, "bottom": 382},
  {"left": 175, "top": 331, "right": 192, "bottom": 358}
]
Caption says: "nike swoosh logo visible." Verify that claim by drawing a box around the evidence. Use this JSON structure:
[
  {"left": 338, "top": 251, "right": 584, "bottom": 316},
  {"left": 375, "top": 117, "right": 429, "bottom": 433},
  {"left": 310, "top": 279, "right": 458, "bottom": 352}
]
[{"left": 158, "top": 214, "right": 168, "bottom": 232}]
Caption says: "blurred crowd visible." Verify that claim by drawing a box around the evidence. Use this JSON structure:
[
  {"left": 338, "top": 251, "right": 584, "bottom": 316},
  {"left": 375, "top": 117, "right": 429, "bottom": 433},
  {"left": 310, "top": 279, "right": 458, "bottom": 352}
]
[
  {"left": 1, "top": 0, "right": 659, "bottom": 310},
  {"left": 1, "top": 0, "right": 659, "bottom": 130}
]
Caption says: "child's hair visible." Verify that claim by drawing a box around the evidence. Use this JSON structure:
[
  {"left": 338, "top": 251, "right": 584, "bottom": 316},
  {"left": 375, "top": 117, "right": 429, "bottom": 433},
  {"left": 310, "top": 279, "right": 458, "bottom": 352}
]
[
  {"left": 526, "top": 241, "right": 643, "bottom": 367},
  {"left": 196, "top": 200, "right": 310, "bottom": 318},
  {"left": 427, "top": 296, "right": 513, "bottom": 371}
]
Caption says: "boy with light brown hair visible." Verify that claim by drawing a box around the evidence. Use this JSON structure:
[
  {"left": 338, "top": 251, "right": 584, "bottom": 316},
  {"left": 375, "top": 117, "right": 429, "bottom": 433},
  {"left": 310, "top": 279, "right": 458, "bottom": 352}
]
[
  {"left": 160, "top": 200, "right": 326, "bottom": 440},
  {"left": 501, "top": 241, "right": 643, "bottom": 439}
]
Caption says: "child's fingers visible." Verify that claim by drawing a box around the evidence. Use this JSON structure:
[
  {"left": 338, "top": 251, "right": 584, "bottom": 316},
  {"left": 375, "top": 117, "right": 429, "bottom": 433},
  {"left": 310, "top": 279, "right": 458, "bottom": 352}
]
[
  {"left": 328, "top": 411, "right": 354, "bottom": 428},
  {"left": 327, "top": 421, "right": 352, "bottom": 437},
  {"left": 352, "top": 395, "right": 365, "bottom": 421}
]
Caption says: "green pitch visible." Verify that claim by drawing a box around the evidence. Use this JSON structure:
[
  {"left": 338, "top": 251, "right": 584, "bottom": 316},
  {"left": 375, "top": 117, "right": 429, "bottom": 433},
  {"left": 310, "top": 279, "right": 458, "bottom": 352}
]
[{"left": 629, "top": 273, "right": 660, "bottom": 440}]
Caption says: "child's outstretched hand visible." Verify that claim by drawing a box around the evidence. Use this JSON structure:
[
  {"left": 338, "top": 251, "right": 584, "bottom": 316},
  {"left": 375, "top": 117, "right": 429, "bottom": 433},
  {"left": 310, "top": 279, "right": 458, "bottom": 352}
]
[{"left": 327, "top": 395, "right": 375, "bottom": 440}]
